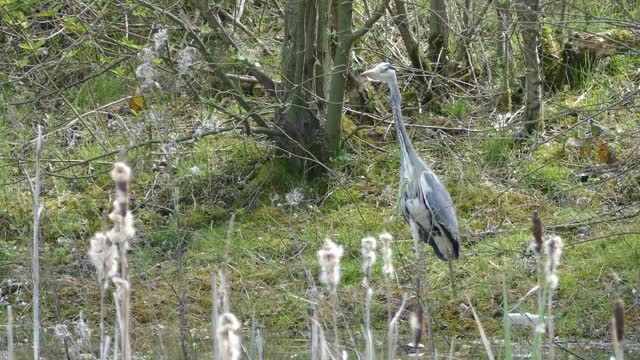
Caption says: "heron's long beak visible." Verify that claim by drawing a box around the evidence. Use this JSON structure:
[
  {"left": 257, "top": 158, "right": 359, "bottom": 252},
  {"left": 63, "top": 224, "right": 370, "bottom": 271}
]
[{"left": 360, "top": 68, "right": 377, "bottom": 79}]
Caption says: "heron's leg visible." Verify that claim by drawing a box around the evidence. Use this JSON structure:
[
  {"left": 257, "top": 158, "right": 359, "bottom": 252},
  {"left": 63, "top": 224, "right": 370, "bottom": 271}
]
[
  {"left": 410, "top": 221, "right": 435, "bottom": 358},
  {"left": 448, "top": 257, "right": 456, "bottom": 293}
]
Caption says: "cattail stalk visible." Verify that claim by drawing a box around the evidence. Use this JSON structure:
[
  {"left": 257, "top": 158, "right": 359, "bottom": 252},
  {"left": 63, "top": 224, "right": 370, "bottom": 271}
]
[
  {"left": 330, "top": 279, "right": 339, "bottom": 356},
  {"left": 28, "top": 125, "right": 43, "bottom": 360},
  {"left": 8, "top": 305, "right": 14, "bottom": 360},
  {"left": 361, "top": 236, "right": 376, "bottom": 360},
  {"left": 311, "top": 312, "right": 319, "bottom": 360},
  {"left": 303, "top": 265, "right": 324, "bottom": 360},
  {"left": 88, "top": 161, "right": 135, "bottom": 360},
  {"left": 531, "top": 212, "right": 543, "bottom": 359},
  {"left": 255, "top": 329, "right": 264, "bottom": 360},
  {"left": 100, "top": 288, "right": 106, "bottom": 359},
  {"left": 388, "top": 296, "right": 407, "bottom": 359},
  {"left": 364, "top": 288, "right": 374, "bottom": 360},
  {"left": 531, "top": 282, "right": 548, "bottom": 360},
  {"left": 212, "top": 273, "right": 220, "bottom": 360},
  {"left": 113, "top": 292, "right": 120, "bottom": 360},
  {"left": 110, "top": 162, "right": 134, "bottom": 359},
  {"left": 89, "top": 232, "right": 118, "bottom": 360},
  {"left": 380, "top": 231, "right": 396, "bottom": 358},
  {"left": 318, "top": 238, "right": 344, "bottom": 356}
]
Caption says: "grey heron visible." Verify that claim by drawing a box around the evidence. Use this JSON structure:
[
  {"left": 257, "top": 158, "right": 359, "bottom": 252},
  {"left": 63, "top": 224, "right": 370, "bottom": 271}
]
[{"left": 361, "top": 62, "right": 460, "bottom": 287}]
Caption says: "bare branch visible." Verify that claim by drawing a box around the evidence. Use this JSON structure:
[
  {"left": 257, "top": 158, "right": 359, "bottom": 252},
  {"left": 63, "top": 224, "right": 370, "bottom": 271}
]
[
  {"left": 136, "top": 0, "right": 271, "bottom": 128},
  {"left": 48, "top": 125, "right": 283, "bottom": 174},
  {"left": 351, "top": 0, "right": 391, "bottom": 41}
]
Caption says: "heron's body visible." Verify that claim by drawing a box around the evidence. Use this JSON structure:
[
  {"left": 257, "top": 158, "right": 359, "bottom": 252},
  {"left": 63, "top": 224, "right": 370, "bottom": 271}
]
[{"left": 362, "top": 62, "right": 460, "bottom": 263}]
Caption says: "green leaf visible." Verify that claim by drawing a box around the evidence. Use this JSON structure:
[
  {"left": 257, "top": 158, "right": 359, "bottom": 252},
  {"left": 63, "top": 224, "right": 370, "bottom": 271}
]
[
  {"left": 18, "top": 40, "right": 44, "bottom": 52},
  {"left": 200, "top": 24, "right": 213, "bottom": 35},
  {"left": 64, "top": 16, "right": 87, "bottom": 33},
  {"left": 17, "top": 56, "right": 29, "bottom": 68},
  {"left": 120, "top": 37, "right": 142, "bottom": 50},
  {"left": 37, "top": 4, "right": 62, "bottom": 17},
  {"left": 65, "top": 49, "right": 79, "bottom": 59}
]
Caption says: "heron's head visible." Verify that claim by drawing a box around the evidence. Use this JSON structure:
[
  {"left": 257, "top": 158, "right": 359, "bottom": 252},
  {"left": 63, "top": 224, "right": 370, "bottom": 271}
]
[{"left": 360, "top": 62, "right": 397, "bottom": 83}]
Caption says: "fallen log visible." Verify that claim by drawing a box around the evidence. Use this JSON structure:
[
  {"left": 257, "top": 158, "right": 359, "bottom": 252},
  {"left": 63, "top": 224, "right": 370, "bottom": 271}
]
[{"left": 548, "top": 29, "right": 640, "bottom": 87}]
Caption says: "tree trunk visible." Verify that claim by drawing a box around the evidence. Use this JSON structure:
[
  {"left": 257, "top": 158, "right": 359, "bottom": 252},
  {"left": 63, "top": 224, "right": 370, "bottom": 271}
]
[
  {"left": 325, "top": 0, "right": 353, "bottom": 155},
  {"left": 428, "top": 0, "right": 449, "bottom": 65},
  {"left": 516, "top": 0, "right": 543, "bottom": 135},
  {"left": 497, "top": 0, "right": 512, "bottom": 111},
  {"left": 458, "top": 0, "right": 472, "bottom": 65},
  {"left": 391, "top": 0, "right": 430, "bottom": 78},
  {"left": 279, "top": 0, "right": 388, "bottom": 165},
  {"left": 316, "top": 0, "right": 332, "bottom": 110},
  {"left": 277, "top": 0, "right": 323, "bottom": 171}
]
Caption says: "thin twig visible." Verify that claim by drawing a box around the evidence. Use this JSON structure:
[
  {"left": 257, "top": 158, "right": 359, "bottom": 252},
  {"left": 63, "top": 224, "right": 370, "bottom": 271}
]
[
  {"left": 466, "top": 294, "right": 495, "bottom": 360},
  {"left": 29, "top": 125, "right": 44, "bottom": 360},
  {"left": 388, "top": 295, "right": 408, "bottom": 359},
  {"left": 30, "top": 96, "right": 131, "bottom": 144},
  {"left": 212, "top": 273, "right": 220, "bottom": 359}
]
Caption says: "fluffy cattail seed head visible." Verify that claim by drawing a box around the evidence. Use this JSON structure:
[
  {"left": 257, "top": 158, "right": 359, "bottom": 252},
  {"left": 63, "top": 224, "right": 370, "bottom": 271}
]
[
  {"left": 379, "top": 230, "right": 392, "bottom": 244},
  {"left": 108, "top": 206, "right": 135, "bottom": 243},
  {"left": 409, "top": 308, "right": 423, "bottom": 348},
  {"left": 111, "top": 162, "right": 131, "bottom": 183},
  {"left": 361, "top": 236, "right": 377, "bottom": 275},
  {"left": 379, "top": 231, "right": 395, "bottom": 280},
  {"left": 88, "top": 232, "right": 118, "bottom": 289},
  {"left": 108, "top": 161, "right": 135, "bottom": 244},
  {"left": 217, "top": 312, "right": 241, "bottom": 360},
  {"left": 54, "top": 324, "right": 71, "bottom": 339},
  {"left": 531, "top": 212, "right": 543, "bottom": 254},
  {"left": 74, "top": 311, "right": 92, "bottom": 343},
  {"left": 544, "top": 235, "right": 564, "bottom": 289},
  {"left": 153, "top": 28, "right": 168, "bottom": 51},
  {"left": 317, "top": 238, "right": 344, "bottom": 292}
]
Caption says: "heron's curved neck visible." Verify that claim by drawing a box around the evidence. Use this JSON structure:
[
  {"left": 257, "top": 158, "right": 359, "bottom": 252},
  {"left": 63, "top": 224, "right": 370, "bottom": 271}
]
[{"left": 388, "top": 76, "right": 417, "bottom": 164}]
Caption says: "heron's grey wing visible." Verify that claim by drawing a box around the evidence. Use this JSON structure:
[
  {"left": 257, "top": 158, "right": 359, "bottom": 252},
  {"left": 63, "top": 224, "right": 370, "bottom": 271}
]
[
  {"left": 419, "top": 170, "right": 459, "bottom": 237},
  {"left": 419, "top": 170, "right": 460, "bottom": 258}
]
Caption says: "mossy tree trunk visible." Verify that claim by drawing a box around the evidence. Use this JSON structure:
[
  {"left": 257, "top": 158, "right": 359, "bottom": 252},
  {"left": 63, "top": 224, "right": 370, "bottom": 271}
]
[
  {"left": 497, "top": 0, "right": 513, "bottom": 111},
  {"left": 458, "top": 0, "right": 472, "bottom": 65},
  {"left": 324, "top": 0, "right": 353, "bottom": 156},
  {"left": 390, "top": 0, "right": 430, "bottom": 79},
  {"left": 277, "top": 0, "right": 388, "bottom": 171},
  {"left": 516, "top": 0, "right": 544, "bottom": 135},
  {"left": 428, "top": 0, "right": 449, "bottom": 65},
  {"left": 277, "top": 0, "right": 324, "bottom": 172},
  {"left": 316, "top": 0, "right": 332, "bottom": 110},
  {"left": 324, "top": 0, "right": 389, "bottom": 156}
]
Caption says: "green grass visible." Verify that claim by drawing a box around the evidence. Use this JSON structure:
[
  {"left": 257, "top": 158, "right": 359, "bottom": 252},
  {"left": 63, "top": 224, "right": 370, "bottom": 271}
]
[
  {"left": 444, "top": 99, "right": 468, "bottom": 120},
  {"left": 485, "top": 137, "right": 515, "bottom": 163},
  {"left": 74, "top": 73, "right": 129, "bottom": 109}
]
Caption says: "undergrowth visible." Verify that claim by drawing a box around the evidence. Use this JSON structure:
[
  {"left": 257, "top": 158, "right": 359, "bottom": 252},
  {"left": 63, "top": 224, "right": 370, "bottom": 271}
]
[{"left": 0, "top": 2, "right": 639, "bottom": 357}]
